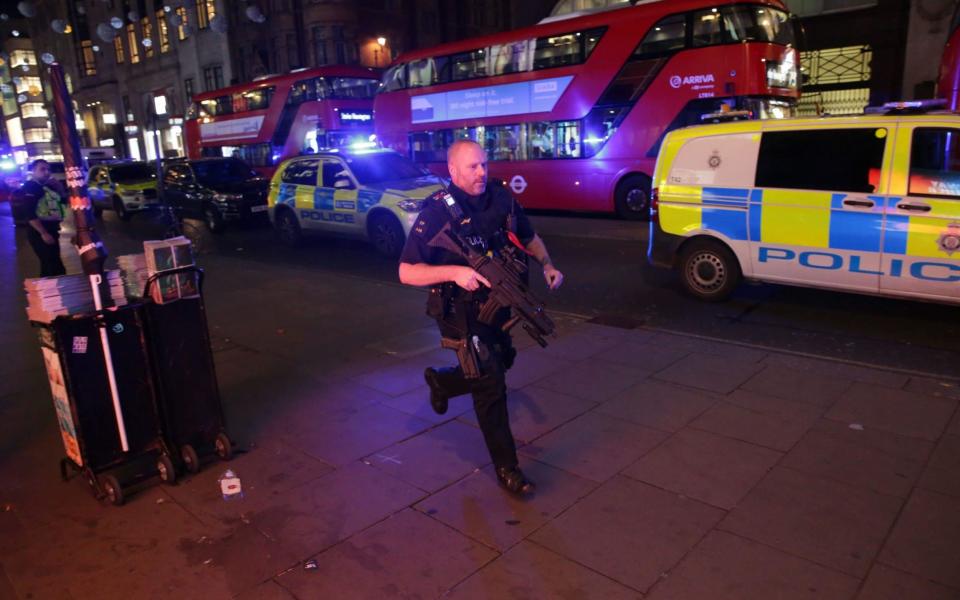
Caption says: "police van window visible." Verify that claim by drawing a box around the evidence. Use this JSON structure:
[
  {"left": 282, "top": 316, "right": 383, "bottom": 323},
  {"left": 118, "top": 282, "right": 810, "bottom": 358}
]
[
  {"left": 908, "top": 128, "right": 960, "bottom": 198},
  {"left": 281, "top": 159, "right": 320, "bottom": 186},
  {"left": 755, "top": 129, "right": 886, "bottom": 193},
  {"left": 321, "top": 160, "right": 349, "bottom": 187},
  {"left": 636, "top": 14, "right": 686, "bottom": 57}
]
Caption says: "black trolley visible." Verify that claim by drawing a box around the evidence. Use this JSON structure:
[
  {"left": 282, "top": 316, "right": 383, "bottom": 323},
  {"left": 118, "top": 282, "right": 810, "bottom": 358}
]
[
  {"left": 37, "top": 303, "right": 178, "bottom": 506},
  {"left": 142, "top": 265, "right": 233, "bottom": 475}
]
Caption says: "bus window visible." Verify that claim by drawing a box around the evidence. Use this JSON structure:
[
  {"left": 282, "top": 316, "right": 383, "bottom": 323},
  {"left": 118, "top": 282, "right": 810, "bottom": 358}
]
[
  {"left": 329, "top": 77, "right": 380, "bottom": 99},
  {"left": 408, "top": 58, "right": 437, "bottom": 87},
  {"left": 382, "top": 64, "right": 407, "bottom": 92},
  {"left": 635, "top": 14, "right": 686, "bottom": 57},
  {"left": 533, "top": 33, "right": 582, "bottom": 70},
  {"left": 234, "top": 86, "right": 274, "bottom": 112},
  {"left": 485, "top": 125, "right": 525, "bottom": 161},
  {"left": 410, "top": 130, "right": 452, "bottom": 163},
  {"left": 452, "top": 125, "right": 485, "bottom": 143},
  {"left": 528, "top": 123, "right": 556, "bottom": 159},
  {"left": 489, "top": 39, "right": 535, "bottom": 75},
  {"left": 452, "top": 49, "right": 488, "bottom": 81},
  {"left": 556, "top": 121, "right": 582, "bottom": 158},
  {"left": 693, "top": 6, "right": 794, "bottom": 47}
]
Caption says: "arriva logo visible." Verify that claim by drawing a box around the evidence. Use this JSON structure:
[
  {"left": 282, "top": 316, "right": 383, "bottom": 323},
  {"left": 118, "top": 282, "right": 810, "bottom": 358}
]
[{"left": 669, "top": 74, "right": 716, "bottom": 88}]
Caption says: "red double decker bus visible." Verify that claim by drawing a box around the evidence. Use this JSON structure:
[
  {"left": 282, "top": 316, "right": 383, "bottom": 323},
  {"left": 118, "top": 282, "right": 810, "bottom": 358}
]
[
  {"left": 185, "top": 66, "right": 380, "bottom": 176},
  {"left": 374, "top": 0, "right": 800, "bottom": 219}
]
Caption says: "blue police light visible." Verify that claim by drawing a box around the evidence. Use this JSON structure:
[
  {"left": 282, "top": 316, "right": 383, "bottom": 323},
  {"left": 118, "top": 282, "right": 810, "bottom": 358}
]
[{"left": 350, "top": 140, "right": 377, "bottom": 150}]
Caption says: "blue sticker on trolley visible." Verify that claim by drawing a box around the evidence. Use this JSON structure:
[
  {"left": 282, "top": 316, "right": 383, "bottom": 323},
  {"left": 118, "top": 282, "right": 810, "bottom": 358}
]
[{"left": 411, "top": 76, "right": 573, "bottom": 124}]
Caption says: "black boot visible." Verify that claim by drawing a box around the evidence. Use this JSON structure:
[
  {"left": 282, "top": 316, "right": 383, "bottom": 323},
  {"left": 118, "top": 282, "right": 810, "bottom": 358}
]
[
  {"left": 496, "top": 465, "right": 534, "bottom": 496},
  {"left": 424, "top": 367, "right": 471, "bottom": 415}
]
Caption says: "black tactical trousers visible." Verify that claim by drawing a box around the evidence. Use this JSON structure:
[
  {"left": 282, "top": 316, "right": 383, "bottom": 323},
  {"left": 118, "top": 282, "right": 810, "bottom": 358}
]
[
  {"left": 26, "top": 221, "right": 66, "bottom": 277},
  {"left": 436, "top": 320, "right": 518, "bottom": 470}
]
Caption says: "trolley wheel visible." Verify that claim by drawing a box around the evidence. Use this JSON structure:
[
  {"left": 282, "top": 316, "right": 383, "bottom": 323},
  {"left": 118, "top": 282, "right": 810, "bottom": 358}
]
[
  {"left": 99, "top": 474, "right": 124, "bottom": 506},
  {"left": 181, "top": 444, "right": 201, "bottom": 474},
  {"left": 215, "top": 433, "right": 233, "bottom": 461},
  {"left": 157, "top": 454, "right": 177, "bottom": 485}
]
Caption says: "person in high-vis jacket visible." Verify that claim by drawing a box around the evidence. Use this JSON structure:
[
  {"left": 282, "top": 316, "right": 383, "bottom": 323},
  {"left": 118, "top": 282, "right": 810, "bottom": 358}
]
[
  {"left": 398, "top": 140, "right": 564, "bottom": 496},
  {"left": 20, "top": 159, "right": 67, "bottom": 277}
]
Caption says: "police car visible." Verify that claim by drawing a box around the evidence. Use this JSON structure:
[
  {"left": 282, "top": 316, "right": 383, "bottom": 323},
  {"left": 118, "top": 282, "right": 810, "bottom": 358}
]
[
  {"left": 648, "top": 101, "right": 960, "bottom": 305},
  {"left": 268, "top": 148, "right": 443, "bottom": 257}
]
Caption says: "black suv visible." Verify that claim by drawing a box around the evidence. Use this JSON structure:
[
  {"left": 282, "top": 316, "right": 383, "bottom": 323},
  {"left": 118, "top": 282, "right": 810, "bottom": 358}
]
[{"left": 162, "top": 158, "right": 269, "bottom": 232}]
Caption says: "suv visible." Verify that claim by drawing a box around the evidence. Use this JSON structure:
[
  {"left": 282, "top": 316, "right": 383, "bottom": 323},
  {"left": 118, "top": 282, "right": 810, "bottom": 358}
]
[
  {"left": 268, "top": 149, "right": 442, "bottom": 256},
  {"left": 162, "top": 158, "right": 269, "bottom": 233},
  {"left": 648, "top": 105, "right": 960, "bottom": 305},
  {"left": 88, "top": 162, "right": 160, "bottom": 221}
]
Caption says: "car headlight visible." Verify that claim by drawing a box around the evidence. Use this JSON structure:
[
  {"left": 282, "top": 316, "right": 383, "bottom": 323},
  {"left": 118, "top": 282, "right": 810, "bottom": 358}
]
[
  {"left": 214, "top": 193, "right": 243, "bottom": 204},
  {"left": 396, "top": 198, "right": 426, "bottom": 212}
]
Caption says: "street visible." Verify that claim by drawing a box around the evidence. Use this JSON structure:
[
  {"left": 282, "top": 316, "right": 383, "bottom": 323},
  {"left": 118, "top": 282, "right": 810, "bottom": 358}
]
[{"left": 92, "top": 207, "right": 960, "bottom": 378}]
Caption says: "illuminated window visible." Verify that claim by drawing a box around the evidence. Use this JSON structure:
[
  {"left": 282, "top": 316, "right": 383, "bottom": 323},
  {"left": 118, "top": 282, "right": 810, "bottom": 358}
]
[
  {"left": 6, "top": 117, "right": 24, "bottom": 146},
  {"left": 176, "top": 7, "right": 188, "bottom": 40},
  {"left": 21, "top": 103, "right": 46, "bottom": 118},
  {"left": 196, "top": 0, "right": 215, "bottom": 29},
  {"left": 127, "top": 24, "right": 140, "bottom": 63},
  {"left": 79, "top": 40, "right": 96, "bottom": 76},
  {"left": 9, "top": 50, "right": 36, "bottom": 68},
  {"left": 141, "top": 17, "right": 154, "bottom": 58},
  {"left": 24, "top": 128, "right": 52, "bottom": 143},
  {"left": 15, "top": 76, "right": 42, "bottom": 95},
  {"left": 114, "top": 36, "right": 125, "bottom": 63},
  {"left": 157, "top": 10, "right": 170, "bottom": 53}
]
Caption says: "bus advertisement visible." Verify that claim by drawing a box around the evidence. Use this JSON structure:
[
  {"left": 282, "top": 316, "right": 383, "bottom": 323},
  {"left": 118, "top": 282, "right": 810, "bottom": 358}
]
[
  {"left": 374, "top": 0, "right": 800, "bottom": 219},
  {"left": 185, "top": 66, "right": 380, "bottom": 176}
]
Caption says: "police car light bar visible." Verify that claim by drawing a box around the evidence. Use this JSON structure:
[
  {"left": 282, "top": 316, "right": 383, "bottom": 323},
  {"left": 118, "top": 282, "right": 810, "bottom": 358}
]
[{"left": 864, "top": 98, "right": 949, "bottom": 114}]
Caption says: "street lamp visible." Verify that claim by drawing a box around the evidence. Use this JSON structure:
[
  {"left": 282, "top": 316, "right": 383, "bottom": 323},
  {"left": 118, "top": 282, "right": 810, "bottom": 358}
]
[{"left": 375, "top": 37, "right": 386, "bottom": 67}]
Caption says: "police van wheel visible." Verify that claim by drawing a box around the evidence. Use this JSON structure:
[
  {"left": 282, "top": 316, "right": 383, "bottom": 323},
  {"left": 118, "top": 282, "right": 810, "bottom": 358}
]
[
  {"left": 614, "top": 174, "right": 652, "bottom": 221},
  {"left": 275, "top": 209, "right": 302, "bottom": 247},
  {"left": 679, "top": 240, "right": 740, "bottom": 302},
  {"left": 369, "top": 213, "right": 405, "bottom": 258}
]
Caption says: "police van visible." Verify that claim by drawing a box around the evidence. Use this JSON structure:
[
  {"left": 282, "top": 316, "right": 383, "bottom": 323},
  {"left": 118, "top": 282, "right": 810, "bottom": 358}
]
[
  {"left": 648, "top": 103, "right": 960, "bottom": 305},
  {"left": 268, "top": 148, "right": 443, "bottom": 257}
]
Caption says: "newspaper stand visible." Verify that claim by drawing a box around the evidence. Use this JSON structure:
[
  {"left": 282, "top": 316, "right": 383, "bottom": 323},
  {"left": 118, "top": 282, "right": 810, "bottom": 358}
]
[
  {"left": 36, "top": 304, "right": 176, "bottom": 506},
  {"left": 142, "top": 266, "right": 233, "bottom": 474}
]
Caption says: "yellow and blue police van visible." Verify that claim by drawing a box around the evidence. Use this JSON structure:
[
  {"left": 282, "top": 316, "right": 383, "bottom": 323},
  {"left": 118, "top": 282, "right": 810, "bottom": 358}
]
[
  {"left": 268, "top": 148, "right": 443, "bottom": 257},
  {"left": 648, "top": 104, "right": 960, "bottom": 305}
]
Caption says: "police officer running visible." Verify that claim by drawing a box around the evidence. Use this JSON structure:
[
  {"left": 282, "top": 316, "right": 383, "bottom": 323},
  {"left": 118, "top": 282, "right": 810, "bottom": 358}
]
[
  {"left": 398, "top": 139, "right": 563, "bottom": 496},
  {"left": 20, "top": 159, "right": 67, "bottom": 277}
]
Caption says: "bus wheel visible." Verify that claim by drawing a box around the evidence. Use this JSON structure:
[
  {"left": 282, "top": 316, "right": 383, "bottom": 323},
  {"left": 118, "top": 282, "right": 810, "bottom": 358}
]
[
  {"left": 369, "top": 213, "right": 405, "bottom": 258},
  {"left": 678, "top": 239, "right": 740, "bottom": 302},
  {"left": 275, "top": 208, "right": 302, "bottom": 247},
  {"left": 614, "top": 174, "right": 652, "bottom": 221}
]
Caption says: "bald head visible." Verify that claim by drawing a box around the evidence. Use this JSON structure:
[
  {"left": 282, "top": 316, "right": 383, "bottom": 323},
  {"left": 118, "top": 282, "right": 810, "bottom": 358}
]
[{"left": 447, "top": 139, "right": 487, "bottom": 196}]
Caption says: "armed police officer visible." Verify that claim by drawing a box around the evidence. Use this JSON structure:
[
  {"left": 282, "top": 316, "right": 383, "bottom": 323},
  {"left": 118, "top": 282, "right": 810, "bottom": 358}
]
[{"left": 398, "top": 139, "right": 563, "bottom": 496}]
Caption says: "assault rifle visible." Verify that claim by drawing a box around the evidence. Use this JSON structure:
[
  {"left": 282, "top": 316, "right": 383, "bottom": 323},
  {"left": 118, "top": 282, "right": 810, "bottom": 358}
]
[{"left": 427, "top": 192, "right": 555, "bottom": 348}]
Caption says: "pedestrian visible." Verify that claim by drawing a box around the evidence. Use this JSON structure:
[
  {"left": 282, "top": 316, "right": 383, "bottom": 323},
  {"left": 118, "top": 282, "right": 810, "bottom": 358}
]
[
  {"left": 398, "top": 139, "right": 564, "bottom": 496},
  {"left": 19, "top": 159, "right": 67, "bottom": 277}
]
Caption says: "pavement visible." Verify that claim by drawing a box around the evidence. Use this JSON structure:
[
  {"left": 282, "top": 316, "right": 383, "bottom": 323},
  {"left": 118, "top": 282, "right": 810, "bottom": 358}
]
[{"left": 2, "top": 204, "right": 960, "bottom": 599}]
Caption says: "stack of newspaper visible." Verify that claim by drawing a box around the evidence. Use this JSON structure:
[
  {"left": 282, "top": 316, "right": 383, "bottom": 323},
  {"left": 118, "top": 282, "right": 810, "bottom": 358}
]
[
  {"left": 117, "top": 253, "right": 149, "bottom": 298},
  {"left": 24, "top": 271, "right": 127, "bottom": 323},
  {"left": 143, "top": 237, "right": 198, "bottom": 304}
]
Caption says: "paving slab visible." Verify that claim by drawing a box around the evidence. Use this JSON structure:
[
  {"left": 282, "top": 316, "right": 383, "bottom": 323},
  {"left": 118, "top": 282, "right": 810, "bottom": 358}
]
[
  {"left": 646, "top": 530, "right": 860, "bottom": 600},
  {"left": 530, "top": 358, "right": 649, "bottom": 404},
  {"left": 653, "top": 352, "right": 766, "bottom": 394},
  {"left": 504, "top": 349, "right": 574, "bottom": 390},
  {"left": 163, "top": 439, "right": 335, "bottom": 529},
  {"left": 690, "top": 389, "right": 823, "bottom": 452},
  {"left": 878, "top": 488, "right": 960, "bottom": 589},
  {"left": 274, "top": 509, "right": 497, "bottom": 600},
  {"left": 646, "top": 333, "right": 770, "bottom": 364},
  {"left": 363, "top": 420, "right": 491, "bottom": 493},
  {"left": 762, "top": 354, "right": 911, "bottom": 389},
  {"left": 720, "top": 467, "right": 903, "bottom": 577},
  {"left": 540, "top": 330, "right": 622, "bottom": 361},
  {"left": 447, "top": 540, "right": 641, "bottom": 600},
  {"left": 826, "top": 382, "right": 957, "bottom": 442},
  {"left": 622, "top": 427, "right": 782, "bottom": 510},
  {"left": 918, "top": 434, "right": 960, "bottom": 498},
  {"left": 904, "top": 377, "right": 960, "bottom": 401},
  {"left": 235, "top": 581, "right": 298, "bottom": 600},
  {"left": 414, "top": 458, "right": 597, "bottom": 551},
  {"left": 592, "top": 340, "right": 690, "bottom": 373},
  {"left": 531, "top": 476, "right": 724, "bottom": 593},
  {"left": 857, "top": 564, "right": 960, "bottom": 600},
  {"left": 741, "top": 363, "right": 853, "bottom": 408},
  {"left": 781, "top": 418, "right": 934, "bottom": 498},
  {"left": 457, "top": 385, "right": 595, "bottom": 444},
  {"left": 596, "top": 379, "right": 721, "bottom": 433},
  {"left": 520, "top": 411, "right": 668, "bottom": 482},
  {"left": 248, "top": 462, "right": 426, "bottom": 559},
  {"left": 283, "top": 403, "right": 433, "bottom": 467},
  {"left": 378, "top": 383, "right": 473, "bottom": 425}
]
